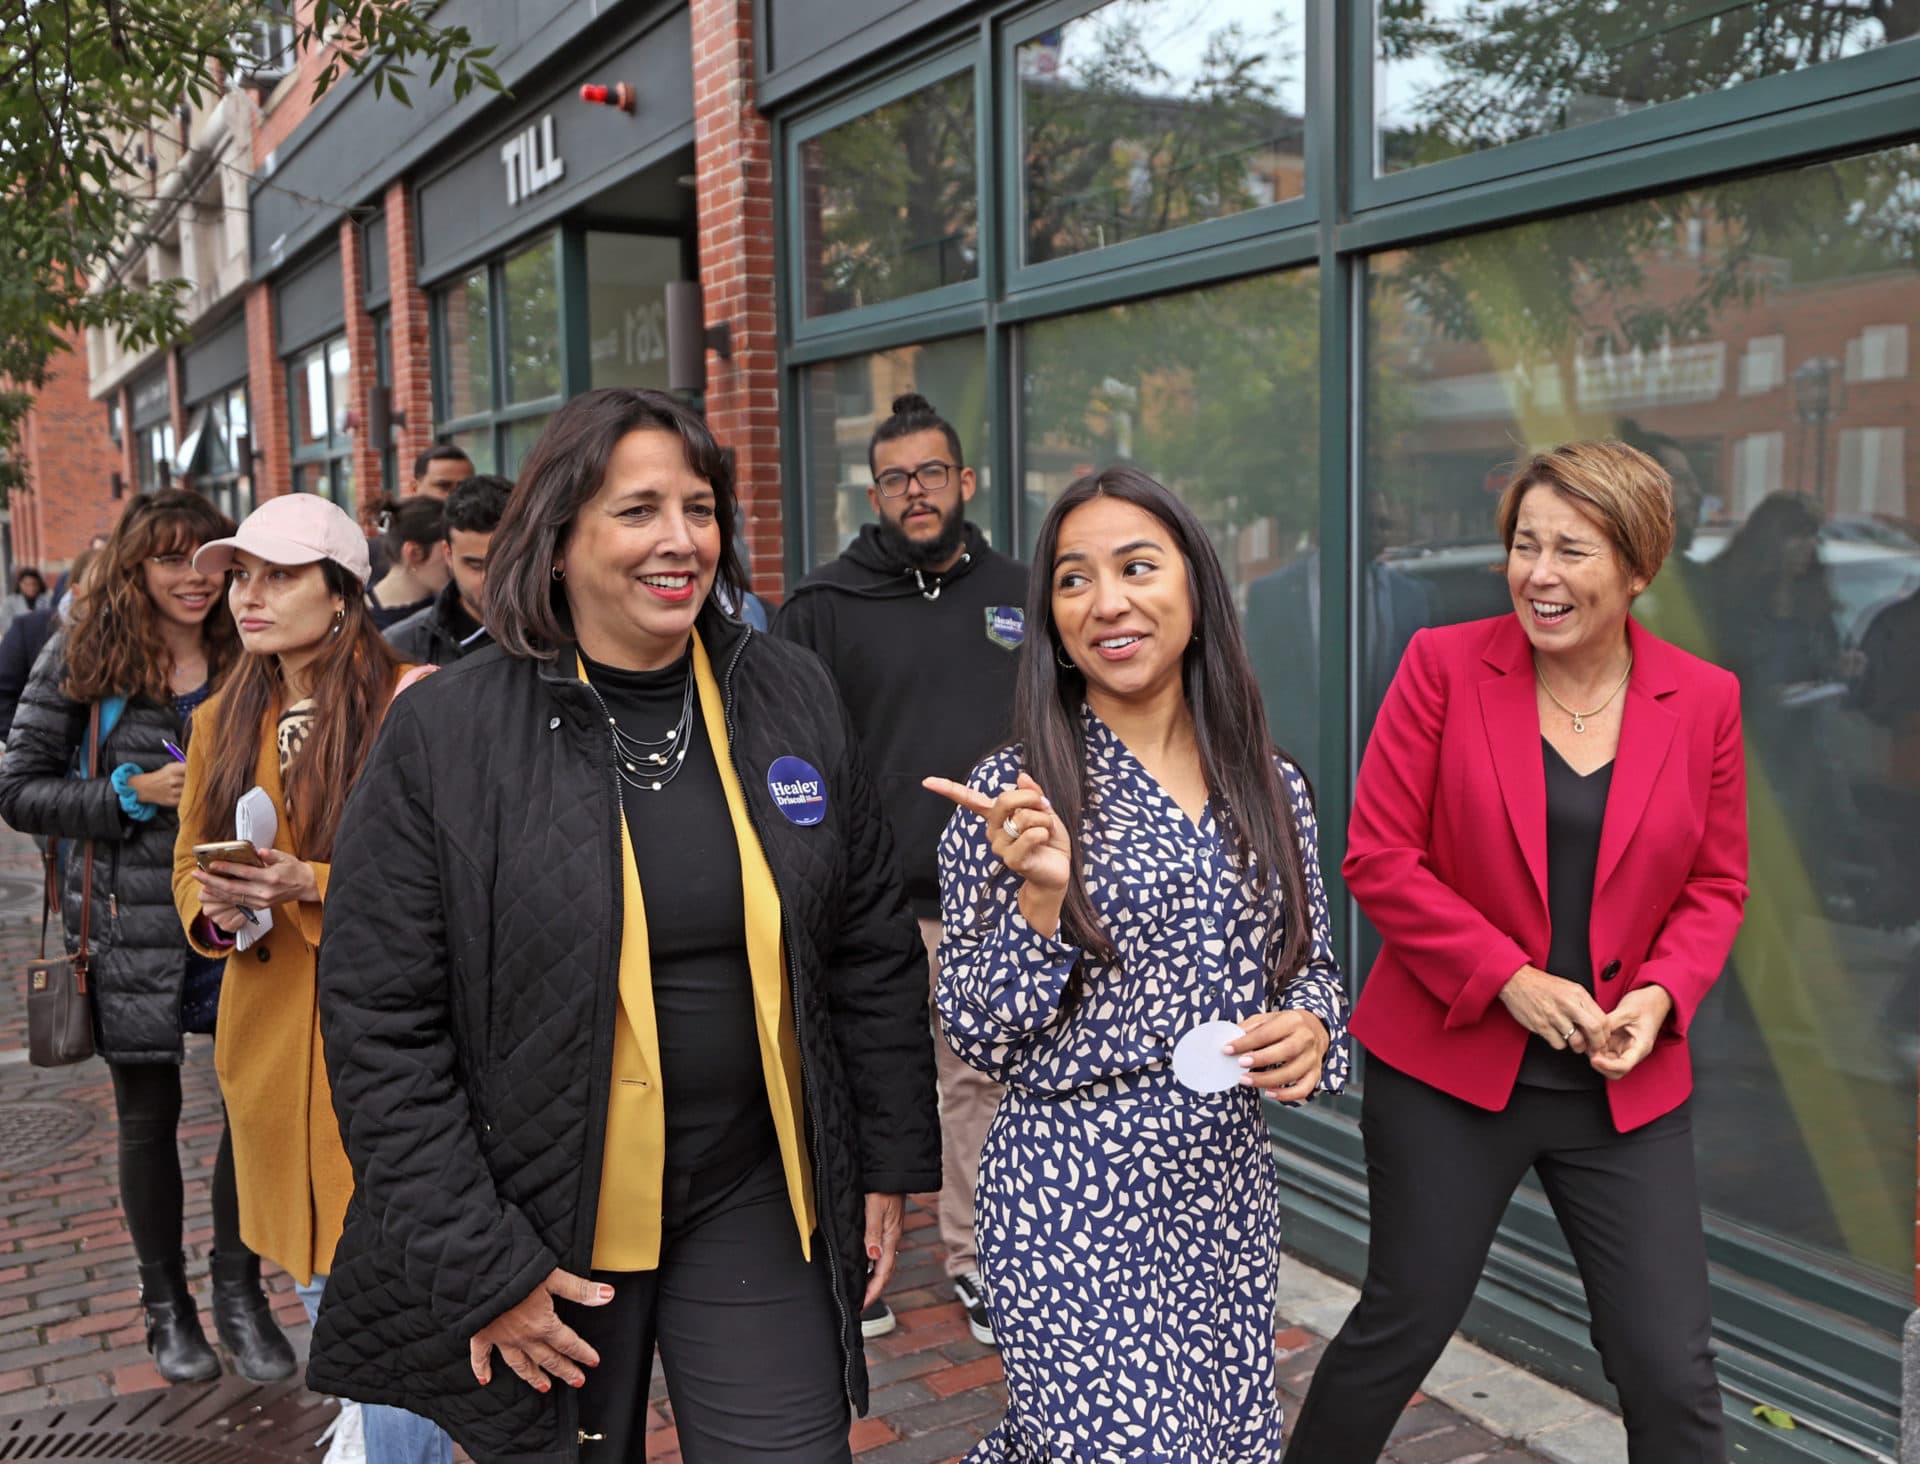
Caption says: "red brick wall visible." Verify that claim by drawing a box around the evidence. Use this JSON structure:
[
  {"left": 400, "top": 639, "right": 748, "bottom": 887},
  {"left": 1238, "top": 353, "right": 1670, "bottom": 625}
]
[
  {"left": 384, "top": 182, "right": 436, "bottom": 489},
  {"left": 11, "top": 330, "right": 125, "bottom": 570},
  {"left": 245, "top": 283, "right": 291, "bottom": 499},
  {"left": 691, "top": 0, "right": 783, "bottom": 600},
  {"left": 339, "top": 217, "right": 384, "bottom": 514}
]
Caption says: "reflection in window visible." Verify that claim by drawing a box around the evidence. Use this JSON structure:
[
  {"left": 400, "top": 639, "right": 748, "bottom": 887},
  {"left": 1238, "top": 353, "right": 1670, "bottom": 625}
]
[
  {"left": 587, "top": 234, "right": 685, "bottom": 392},
  {"left": 801, "top": 337, "right": 988, "bottom": 565},
  {"left": 799, "top": 73, "right": 978, "bottom": 317},
  {"left": 1376, "top": 0, "right": 1915, "bottom": 174},
  {"left": 502, "top": 236, "right": 562, "bottom": 405},
  {"left": 440, "top": 269, "right": 493, "bottom": 421},
  {"left": 1020, "top": 0, "right": 1306, "bottom": 265},
  {"left": 1364, "top": 143, "right": 1920, "bottom": 1287},
  {"left": 288, "top": 334, "right": 352, "bottom": 506},
  {"left": 1021, "top": 269, "right": 1322, "bottom": 780}
]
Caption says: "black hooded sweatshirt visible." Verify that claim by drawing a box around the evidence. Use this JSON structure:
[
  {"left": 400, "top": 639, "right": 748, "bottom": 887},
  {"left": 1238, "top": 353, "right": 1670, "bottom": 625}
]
[{"left": 775, "top": 521, "right": 1029, "bottom": 919}]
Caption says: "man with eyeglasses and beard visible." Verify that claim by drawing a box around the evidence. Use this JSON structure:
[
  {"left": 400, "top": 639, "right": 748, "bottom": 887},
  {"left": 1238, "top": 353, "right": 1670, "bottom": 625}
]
[{"left": 775, "top": 391, "right": 1026, "bottom": 1349}]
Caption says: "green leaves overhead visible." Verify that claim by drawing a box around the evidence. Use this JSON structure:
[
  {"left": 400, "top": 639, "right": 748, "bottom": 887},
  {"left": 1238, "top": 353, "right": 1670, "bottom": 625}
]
[{"left": 0, "top": 0, "right": 503, "bottom": 496}]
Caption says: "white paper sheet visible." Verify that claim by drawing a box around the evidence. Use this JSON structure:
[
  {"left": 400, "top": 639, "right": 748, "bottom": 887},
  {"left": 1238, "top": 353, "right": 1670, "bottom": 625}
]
[{"left": 232, "top": 786, "right": 277, "bottom": 952}]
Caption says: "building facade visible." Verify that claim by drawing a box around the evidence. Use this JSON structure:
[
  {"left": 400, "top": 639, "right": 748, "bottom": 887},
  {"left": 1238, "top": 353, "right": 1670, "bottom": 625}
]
[{"left": 12, "top": 0, "right": 1915, "bottom": 1453}]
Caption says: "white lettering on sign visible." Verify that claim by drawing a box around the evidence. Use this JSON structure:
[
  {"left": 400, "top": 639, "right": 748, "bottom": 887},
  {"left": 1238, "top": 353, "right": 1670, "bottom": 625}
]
[
  {"left": 501, "top": 114, "right": 566, "bottom": 207},
  {"left": 772, "top": 779, "right": 822, "bottom": 799}
]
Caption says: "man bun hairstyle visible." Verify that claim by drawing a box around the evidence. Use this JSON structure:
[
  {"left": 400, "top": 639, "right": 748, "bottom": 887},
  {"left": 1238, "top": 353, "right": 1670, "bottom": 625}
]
[
  {"left": 868, "top": 391, "right": 964, "bottom": 475},
  {"left": 443, "top": 474, "right": 513, "bottom": 538}
]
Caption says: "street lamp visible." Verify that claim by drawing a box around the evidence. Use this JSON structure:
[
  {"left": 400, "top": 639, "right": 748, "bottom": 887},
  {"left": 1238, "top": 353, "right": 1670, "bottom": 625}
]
[{"left": 1792, "top": 356, "right": 1844, "bottom": 503}]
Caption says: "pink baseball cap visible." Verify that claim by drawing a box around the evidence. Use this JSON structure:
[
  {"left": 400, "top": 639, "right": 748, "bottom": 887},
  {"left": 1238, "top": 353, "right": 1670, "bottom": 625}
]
[{"left": 194, "top": 492, "right": 372, "bottom": 586}]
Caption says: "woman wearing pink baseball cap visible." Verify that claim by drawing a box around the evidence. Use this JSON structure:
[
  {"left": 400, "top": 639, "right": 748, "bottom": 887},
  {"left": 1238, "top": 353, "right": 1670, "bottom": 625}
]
[{"left": 171, "top": 491, "right": 447, "bottom": 1464}]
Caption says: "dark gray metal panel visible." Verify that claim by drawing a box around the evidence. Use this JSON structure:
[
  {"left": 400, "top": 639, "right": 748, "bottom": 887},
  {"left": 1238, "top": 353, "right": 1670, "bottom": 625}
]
[
  {"left": 363, "top": 212, "right": 390, "bottom": 309},
  {"left": 180, "top": 310, "right": 250, "bottom": 403},
  {"left": 759, "top": 0, "right": 979, "bottom": 109},
  {"left": 248, "top": 0, "right": 658, "bottom": 275},
  {"left": 415, "top": 8, "right": 693, "bottom": 282},
  {"left": 129, "top": 366, "right": 172, "bottom": 428},
  {"left": 273, "top": 244, "right": 346, "bottom": 356}
]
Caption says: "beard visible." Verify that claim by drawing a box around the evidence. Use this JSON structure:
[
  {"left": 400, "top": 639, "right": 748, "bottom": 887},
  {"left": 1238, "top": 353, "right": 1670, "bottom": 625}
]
[{"left": 878, "top": 499, "right": 968, "bottom": 571}]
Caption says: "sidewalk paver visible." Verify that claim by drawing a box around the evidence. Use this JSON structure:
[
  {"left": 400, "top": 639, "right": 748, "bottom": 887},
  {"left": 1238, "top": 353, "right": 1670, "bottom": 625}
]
[{"left": 0, "top": 820, "right": 1624, "bottom": 1461}]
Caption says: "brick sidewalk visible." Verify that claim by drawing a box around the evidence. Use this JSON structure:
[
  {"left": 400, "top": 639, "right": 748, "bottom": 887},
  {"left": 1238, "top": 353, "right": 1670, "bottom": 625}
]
[{"left": 0, "top": 821, "right": 1620, "bottom": 1462}]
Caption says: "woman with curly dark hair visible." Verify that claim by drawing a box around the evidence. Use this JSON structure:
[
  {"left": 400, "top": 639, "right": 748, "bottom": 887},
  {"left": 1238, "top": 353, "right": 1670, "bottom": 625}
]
[{"left": 0, "top": 489, "right": 295, "bottom": 1386}]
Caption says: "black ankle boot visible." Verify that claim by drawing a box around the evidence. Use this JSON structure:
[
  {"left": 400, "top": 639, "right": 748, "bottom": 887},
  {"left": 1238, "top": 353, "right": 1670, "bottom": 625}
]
[
  {"left": 210, "top": 1249, "right": 297, "bottom": 1382},
  {"left": 137, "top": 1255, "right": 220, "bottom": 1384}
]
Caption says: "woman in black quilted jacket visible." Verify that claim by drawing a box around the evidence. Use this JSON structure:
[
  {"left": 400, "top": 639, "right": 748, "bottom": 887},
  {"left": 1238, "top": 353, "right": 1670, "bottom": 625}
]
[
  {"left": 0, "top": 491, "right": 295, "bottom": 1386},
  {"left": 312, "top": 387, "right": 941, "bottom": 1464}
]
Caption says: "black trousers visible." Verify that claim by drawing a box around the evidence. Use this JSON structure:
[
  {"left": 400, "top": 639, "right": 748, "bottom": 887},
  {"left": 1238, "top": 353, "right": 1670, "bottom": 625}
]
[
  {"left": 563, "top": 1149, "right": 851, "bottom": 1464},
  {"left": 1283, "top": 1058, "right": 1724, "bottom": 1463},
  {"left": 109, "top": 1061, "right": 243, "bottom": 1266}
]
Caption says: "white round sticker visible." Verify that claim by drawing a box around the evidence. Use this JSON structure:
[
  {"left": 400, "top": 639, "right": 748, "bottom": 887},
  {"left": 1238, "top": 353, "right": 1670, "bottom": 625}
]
[{"left": 1171, "top": 1020, "right": 1248, "bottom": 1094}]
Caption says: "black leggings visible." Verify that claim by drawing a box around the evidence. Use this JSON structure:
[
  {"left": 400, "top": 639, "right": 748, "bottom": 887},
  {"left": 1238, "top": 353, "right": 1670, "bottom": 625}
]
[{"left": 108, "top": 1061, "right": 243, "bottom": 1266}]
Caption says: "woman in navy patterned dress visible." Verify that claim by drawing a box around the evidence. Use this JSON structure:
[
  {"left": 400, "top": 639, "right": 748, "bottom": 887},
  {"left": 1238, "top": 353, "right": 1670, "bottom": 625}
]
[{"left": 925, "top": 466, "right": 1349, "bottom": 1462}]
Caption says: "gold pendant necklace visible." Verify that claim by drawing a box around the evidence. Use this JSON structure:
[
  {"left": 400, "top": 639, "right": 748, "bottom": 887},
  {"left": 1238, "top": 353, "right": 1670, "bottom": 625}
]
[{"left": 1537, "top": 654, "right": 1632, "bottom": 734}]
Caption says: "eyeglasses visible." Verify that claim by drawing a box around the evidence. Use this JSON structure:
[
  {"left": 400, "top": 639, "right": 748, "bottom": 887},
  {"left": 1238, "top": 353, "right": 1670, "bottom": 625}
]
[
  {"left": 148, "top": 553, "right": 195, "bottom": 571},
  {"left": 873, "top": 461, "right": 958, "bottom": 498}
]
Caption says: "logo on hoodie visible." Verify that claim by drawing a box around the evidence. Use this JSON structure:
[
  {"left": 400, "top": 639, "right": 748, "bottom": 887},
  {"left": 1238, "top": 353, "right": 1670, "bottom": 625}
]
[
  {"left": 767, "top": 756, "right": 828, "bottom": 826},
  {"left": 985, "top": 606, "right": 1025, "bottom": 651}
]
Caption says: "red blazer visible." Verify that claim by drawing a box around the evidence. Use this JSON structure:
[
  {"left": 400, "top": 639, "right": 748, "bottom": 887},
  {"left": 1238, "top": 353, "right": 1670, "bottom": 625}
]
[{"left": 1345, "top": 614, "right": 1748, "bottom": 1131}]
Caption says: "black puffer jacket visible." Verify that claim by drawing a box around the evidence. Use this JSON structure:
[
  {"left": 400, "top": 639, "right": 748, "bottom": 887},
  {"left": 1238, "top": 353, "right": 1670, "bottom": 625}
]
[
  {"left": 308, "top": 605, "right": 939, "bottom": 1462},
  {"left": 0, "top": 632, "right": 197, "bottom": 1063}
]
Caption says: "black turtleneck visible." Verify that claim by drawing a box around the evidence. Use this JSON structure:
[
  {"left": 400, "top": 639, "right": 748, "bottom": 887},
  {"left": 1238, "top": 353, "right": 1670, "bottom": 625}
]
[{"left": 581, "top": 646, "right": 774, "bottom": 1184}]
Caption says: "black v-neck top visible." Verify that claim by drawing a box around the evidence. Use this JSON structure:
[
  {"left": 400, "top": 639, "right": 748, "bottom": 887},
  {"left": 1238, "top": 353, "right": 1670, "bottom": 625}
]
[
  {"left": 1516, "top": 737, "right": 1614, "bottom": 1090},
  {"left": 581, "top": 648, "right": 774, "bottom": 1184}
]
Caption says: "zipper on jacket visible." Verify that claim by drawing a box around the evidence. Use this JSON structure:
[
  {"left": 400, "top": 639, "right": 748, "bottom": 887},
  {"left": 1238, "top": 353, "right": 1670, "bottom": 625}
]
[{"left": 719, "top": 630, "right": 859, "bottom": 1409}]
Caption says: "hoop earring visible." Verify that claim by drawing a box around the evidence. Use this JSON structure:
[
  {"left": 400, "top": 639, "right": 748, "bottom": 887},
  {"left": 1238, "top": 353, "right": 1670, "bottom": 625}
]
[
  {"left": 1055, "top": 642, "right": 1076, "bottom": 671},
  {"left": 551, "top": 564, "right": 565, "bottom": 581}
]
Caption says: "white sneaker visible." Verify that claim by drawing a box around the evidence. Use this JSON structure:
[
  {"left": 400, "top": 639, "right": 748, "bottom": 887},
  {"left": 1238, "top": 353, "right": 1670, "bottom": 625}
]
[{"left": 315, "top": 1399, "right": 366, "bottom": 1464}]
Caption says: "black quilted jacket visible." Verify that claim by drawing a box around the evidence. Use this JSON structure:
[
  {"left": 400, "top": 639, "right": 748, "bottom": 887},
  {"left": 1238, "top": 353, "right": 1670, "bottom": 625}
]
[
  {"left": 308, "top": 605, "right": 940, "bottom": 1462},
  {"left": 0, "top": 632, "right": 198, "bottom": 1063}
]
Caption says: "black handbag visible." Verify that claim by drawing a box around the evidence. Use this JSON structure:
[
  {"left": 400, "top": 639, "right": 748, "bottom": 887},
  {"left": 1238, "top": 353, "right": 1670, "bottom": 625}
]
[{"left": 27, "top": 703, "right": 101, "bottom": 1068}]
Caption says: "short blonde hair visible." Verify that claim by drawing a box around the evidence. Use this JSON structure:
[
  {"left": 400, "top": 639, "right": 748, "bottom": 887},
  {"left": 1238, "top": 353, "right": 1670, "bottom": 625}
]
[{"left": 1495, "top": 440, "right": 1676, "bottom": 586}]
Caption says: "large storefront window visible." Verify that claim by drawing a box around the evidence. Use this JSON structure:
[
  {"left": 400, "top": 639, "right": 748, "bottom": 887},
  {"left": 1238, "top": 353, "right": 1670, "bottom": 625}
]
[
  {"left": 1018, "top": 0, "right": 1307, "bottom": 266},
  {"left": 188, "top": 386, "right": 253, "bottom": 523},
  {"left": 435, "top": 231, "right": 566, "bottom": 478},
  {"left": 288, "top": 335, "right": 354, "bottom": 508},
  {"left": 797, "top": 71, "right": 978, "bottom": 317},
  {"left": 800, "top": 337, "right": 988, "bottom": 568},
  {"left": 1375, "top": 0, "right": 1918, "bottom": 175},
  {"left": 1364, "top": 142, "right": 1920, "bottom": 1288},
  {"left": 1020, "top": 269, "right": 1323, "bottom": 779}
]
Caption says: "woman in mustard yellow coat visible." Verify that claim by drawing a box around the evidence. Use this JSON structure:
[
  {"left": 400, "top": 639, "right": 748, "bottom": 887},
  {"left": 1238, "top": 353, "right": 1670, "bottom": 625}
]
[{"left": 172, "top": 492, "right": 447, "bottom": 1464}]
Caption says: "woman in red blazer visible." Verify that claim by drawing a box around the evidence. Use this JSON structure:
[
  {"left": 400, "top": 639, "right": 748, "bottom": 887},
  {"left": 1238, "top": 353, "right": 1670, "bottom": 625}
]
[{"left": 1283, "top": 442, "right": 1747, "bottom": 1463}]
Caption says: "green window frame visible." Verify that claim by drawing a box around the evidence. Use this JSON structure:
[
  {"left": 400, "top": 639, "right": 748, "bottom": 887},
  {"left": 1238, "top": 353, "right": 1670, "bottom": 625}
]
[{"left": 432, "top": 230, "right": 571, "bottom": 478}]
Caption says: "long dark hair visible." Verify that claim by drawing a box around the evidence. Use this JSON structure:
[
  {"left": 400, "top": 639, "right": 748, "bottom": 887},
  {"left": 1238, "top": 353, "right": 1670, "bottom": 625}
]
[
  {"left": 487, "top": 388, "right": 746, "bottom": 659},
  {"left": 1014, "top": 466, "right": 1313, "bottom": 998},
  {"left": 64, "top": 489, "right": 240, "bottom": 704},
  {"left": 192, "top": 559, "right": 401, "bottom": 861}
]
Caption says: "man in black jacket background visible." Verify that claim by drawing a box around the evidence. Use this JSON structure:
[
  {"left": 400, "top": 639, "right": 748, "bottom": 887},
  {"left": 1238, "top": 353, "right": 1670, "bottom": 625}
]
[
  {"left": 383, "top": 474, "right": 510, "bottom": 667},
  {"left": 775, "top": 392, "right": 1026, "bottom": 1347}
]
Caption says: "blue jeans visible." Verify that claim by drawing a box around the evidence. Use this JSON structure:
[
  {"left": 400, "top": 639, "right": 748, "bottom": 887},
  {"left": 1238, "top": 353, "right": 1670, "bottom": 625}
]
[{"left": 295, "top": 1277, "right": 454, "bottom": 1464}]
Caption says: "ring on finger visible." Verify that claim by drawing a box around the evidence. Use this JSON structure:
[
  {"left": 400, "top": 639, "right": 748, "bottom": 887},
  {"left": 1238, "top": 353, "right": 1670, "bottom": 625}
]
[
  {"left": 1003, "top": 813, "right": 1022, "bottom": 837},
  {"left": 1562, "top": 1026, "right": 1576, "bottom": 1042}
]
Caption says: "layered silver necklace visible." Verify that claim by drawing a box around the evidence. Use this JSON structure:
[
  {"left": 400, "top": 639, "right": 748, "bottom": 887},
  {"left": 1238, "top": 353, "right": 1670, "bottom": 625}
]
[{"left": 605, "top": 668, "right": 695, "bottom": 793}]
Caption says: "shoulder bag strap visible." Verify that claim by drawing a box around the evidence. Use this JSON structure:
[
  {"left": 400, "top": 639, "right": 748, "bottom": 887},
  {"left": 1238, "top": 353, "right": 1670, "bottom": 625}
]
[
  {"left": 73, "top": 703, "right": 101, "bottom": 990},
  {"left": 37, "top": 843, "right": 57, "bottom": 961}
]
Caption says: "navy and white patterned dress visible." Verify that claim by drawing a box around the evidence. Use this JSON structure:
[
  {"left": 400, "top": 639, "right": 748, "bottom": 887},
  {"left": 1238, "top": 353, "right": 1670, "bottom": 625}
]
[{"left": 936, "top": 708, "right": 1350, "bottom": 1463}]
